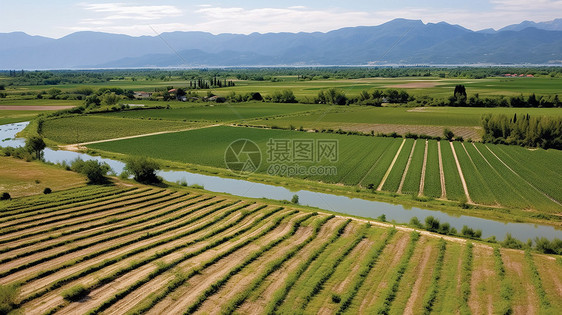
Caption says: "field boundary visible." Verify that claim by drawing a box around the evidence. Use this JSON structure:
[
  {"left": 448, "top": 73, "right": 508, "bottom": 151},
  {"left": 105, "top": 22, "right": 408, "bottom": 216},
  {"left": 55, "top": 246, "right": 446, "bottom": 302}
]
[
  {"left": 437, "top": 142, "right": 446, "bottom": 199},
  {"left": 59, "top": 124, "right": 221, "bottom": 151},
  {"left": 397, "top": 139, "right": 417, "bottom": 194},
  {"left": 450, "top": 142, "right": 474, "bottom": 204},
  {"left": 418, "top": 140, "right": 429, "bottom": 197},
  {"left": 377, "top": 138, "right": 406, "bottom": 191}
]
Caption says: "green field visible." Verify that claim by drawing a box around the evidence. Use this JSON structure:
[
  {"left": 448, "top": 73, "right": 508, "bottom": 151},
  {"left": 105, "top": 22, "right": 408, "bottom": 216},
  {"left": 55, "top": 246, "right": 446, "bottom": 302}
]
[
  {"left": 1, "top": 184, "right": 559, "bottom": 314},
  {"left": 88, "top": 126, "right": 562, "bottom": 213},
  {"left": 0, "top": 110, "right": 44, "bottom": 125},
  {"left": 252, "top": 106, "right": 562, "bottom": 127},
  {"left": 41, "top": 115, "right": 202, "bottom": 144},
  {"left": 97, "top": 102, "right": 324, "bottom": 123}
]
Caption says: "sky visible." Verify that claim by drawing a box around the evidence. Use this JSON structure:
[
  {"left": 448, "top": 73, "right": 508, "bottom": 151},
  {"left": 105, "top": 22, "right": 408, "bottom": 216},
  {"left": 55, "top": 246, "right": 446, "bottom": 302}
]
[{"left": 0, "top": 0, "right": 561, "bottom": 38}]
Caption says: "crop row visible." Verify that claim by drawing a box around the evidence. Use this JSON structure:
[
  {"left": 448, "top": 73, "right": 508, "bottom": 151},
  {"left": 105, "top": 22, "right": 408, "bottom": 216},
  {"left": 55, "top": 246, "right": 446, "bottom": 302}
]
[
  {"left": 81, "top": 208, "right": 295, "bottom": 315},
  {"left": 0, "top": 194, "right": 207, "bottom": 265},
  {"left": 25, "top": 201, "right": 267, "bottom": 312}
]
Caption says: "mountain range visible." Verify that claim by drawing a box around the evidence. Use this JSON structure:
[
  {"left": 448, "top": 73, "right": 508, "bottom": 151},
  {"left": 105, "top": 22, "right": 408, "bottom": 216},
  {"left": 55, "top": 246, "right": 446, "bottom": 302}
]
[{"left": 1, "top": 18, "right": 561, "bottom": 69}]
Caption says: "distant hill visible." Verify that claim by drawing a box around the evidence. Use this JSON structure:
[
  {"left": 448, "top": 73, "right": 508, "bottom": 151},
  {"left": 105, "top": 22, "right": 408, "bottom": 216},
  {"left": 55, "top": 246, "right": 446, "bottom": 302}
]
[
  {"left": 499, "top": 18, "right": 562, "bottom": 32},
  {"left": 1, "top": 18, "right": 561, "bottom": 69}
]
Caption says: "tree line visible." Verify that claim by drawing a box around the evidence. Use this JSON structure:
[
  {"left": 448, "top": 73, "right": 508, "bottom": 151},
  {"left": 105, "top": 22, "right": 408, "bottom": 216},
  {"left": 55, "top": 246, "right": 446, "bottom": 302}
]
[{"left": 481, "top": 113, "right": 562, "bottom": 150}]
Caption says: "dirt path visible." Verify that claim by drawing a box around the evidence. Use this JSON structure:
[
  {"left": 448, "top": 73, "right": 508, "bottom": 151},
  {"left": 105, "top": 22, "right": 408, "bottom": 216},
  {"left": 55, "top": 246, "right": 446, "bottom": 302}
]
[
  {"left": 377, "top": 138, "right": 406, "bottom": 191},
  {"left": 449, "top": 142, "right": 474, "bottom": 204},
  {"left": 418, "top": 140, "right": 428, "bottom": 197},
  {"left": 484, "top": 145, "right": 562, "bottom": 206},
  {"left": 437, "top": 142, "right": 447, "bottom": 199},
  {"left": 397, "top": 139, "right": 417, "bottom": 194},
  {"left": 59, "top": 124, "right": 221, "bottom": 151},
  {"left": 403, "top": 242, "right": 433, "bottom": 315}
]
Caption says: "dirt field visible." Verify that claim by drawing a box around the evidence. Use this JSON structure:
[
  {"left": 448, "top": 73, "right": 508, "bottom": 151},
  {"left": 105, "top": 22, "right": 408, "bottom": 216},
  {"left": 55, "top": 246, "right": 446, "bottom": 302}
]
[{"left": 0, "top": 183, "right": 560, "bottom": 314}]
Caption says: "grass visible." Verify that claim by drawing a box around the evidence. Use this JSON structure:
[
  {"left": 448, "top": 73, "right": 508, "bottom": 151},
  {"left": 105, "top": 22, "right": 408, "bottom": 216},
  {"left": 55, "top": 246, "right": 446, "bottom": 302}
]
[
  {"left": 0, "top": 110, "right": 44, "bottom": 124},
  {"left": 98, "top": 102, "right": 324, "bottom": 123},
  {"left": 41, "top": 115, "right": 199, "bottom": 144},
  {"left": 0, "top": 156, "right": 86, "bottom": 198},
  {"left": 252, "top": 105, "right": 562, "bottom": 129},
  {"left": 382, "top": 138, "right": 415, "bottom": 192},
  {"left": 439, "top": 141, "right": 465, "bottom": 201},
  {"left": 400, "top": 139, "right": 425, "bottom": 195}
]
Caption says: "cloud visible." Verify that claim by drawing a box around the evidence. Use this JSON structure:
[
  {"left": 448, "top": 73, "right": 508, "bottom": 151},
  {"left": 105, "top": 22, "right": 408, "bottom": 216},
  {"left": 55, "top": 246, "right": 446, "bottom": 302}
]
[
  {"left": 491, "top": 0, "right": 562, "bottom": 11},
  {"left": 81, "top": 3, "right": 182, "bottom": 21},
  {"left": 191, "top": 6, "right": 378, "bottom": 34}
]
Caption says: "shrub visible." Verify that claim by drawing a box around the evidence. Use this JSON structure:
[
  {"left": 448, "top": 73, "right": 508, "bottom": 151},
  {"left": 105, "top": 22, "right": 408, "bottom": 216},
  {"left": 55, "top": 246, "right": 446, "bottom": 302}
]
[
  {"left": 331, "top": 294, "right": 341, "bottom": 303},
  {"left": 43, "top": 187, "right": 52, "bottom": 194},
  {"left": 0, "top": 284, "right": 19, "bottom": 315},
  {"left": 61, "top": 284, "right": 89, "bottom": 301},
  {"left": 377, "top": 214, "right": 386, "bottom": 222},
  {"left": 125, "top": 156, "right": 161, "bottom": 184},
  {"left": 443, "top": 128, "right": 454, "bottom": 141},
  {"left": 501, "top": 233, "right": 524, "bottom": 249},
  {"left": 461, "top": 225, "right": 482, "bottom": 239},
  {"left": 425, "top": 216, "right": 440, "bottom": 232},
  {"left": 409, "top": 216, "right": 423, "bottom": 228},
  {"left": 0, "top": 193, "right": 10, "bottom": 201},
  {"left": 71, "top": 158, "right": 111, "bottom": 184}
]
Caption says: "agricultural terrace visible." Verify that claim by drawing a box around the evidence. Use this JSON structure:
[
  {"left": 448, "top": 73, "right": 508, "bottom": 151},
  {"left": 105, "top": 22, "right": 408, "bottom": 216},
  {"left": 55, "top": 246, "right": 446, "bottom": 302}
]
[
  {"left": 0, "top": 184, "right": 560, "bottom": 314},
  {"left": 87, "top": 126, "right": 562, "bottom": 214}
]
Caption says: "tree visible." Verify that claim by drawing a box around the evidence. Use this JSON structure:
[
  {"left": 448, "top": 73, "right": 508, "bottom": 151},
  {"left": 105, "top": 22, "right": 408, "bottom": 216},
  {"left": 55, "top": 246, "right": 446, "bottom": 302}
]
[
  {"left": 453, "top": 84, "right": 467, "bottom": 106},
  {"left": 291, "top": 194, "right": 299, "bottom": 204},
  {"left": 125, "top": 156, "right": 161, "bottom": 184},
  {"left": 101, "top": 92, "right": 120, "bottom": 106},
  {"left": 25, "top": 136, "right": 46, "bottom": 160},
  {"left": 43, "top": 188, "right": 52, "bottom": 194},
  {"left": 71, "top": 158, "right": 111, "bottom": 184},
  {"left": 454, "top": 85, "right": 467, "bottom": 99},
  {"left": 443, "top": 128, "right": 455, "bottom": 141}
]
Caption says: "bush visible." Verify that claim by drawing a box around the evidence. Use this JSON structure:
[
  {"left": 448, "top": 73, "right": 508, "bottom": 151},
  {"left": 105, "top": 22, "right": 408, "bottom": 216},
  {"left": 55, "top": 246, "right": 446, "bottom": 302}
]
[
  {"left": 0, "top": 193, "right": 10, "bottom": 201},
  {"left": 61, "top": 284, "right": 89, "bottom": 302},
  {"left": 409, "top": 216, "right": 423, "bottom": 228},
  {"left": 501, "top": 233, "right": 524, "bottom": 249},
  {"left": 461, "top": 225, "right": 482, "bottom": 239},
  {"left": 125, "top": 156, "right": 161, "bottom": 184},
  {"left": 43, "top": 187, "right": 52, "bottom": 194},
  {"left": 443, "top": 128, "right": 454, "bottom": 141},
  {"left": 71, "top": 158, "right": 111, "bottom": 184},
  {"left": 0, "top": 284, "right": 19, "bottom": 315},
  {"left": 425, "top": 216, "right": 440, "bottom": 232},
  {"left": 331, "top": 294, "right": 341, "bottom": 303}
]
